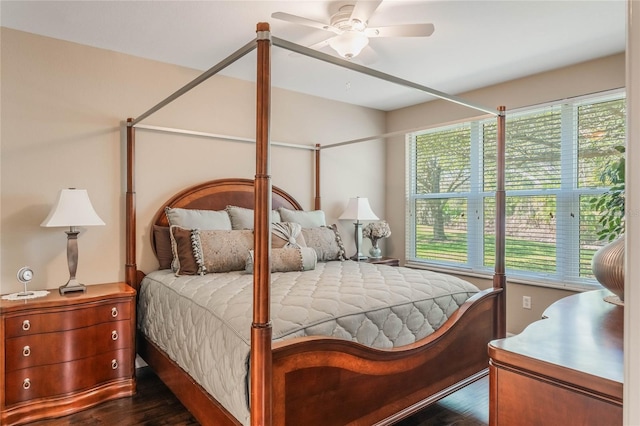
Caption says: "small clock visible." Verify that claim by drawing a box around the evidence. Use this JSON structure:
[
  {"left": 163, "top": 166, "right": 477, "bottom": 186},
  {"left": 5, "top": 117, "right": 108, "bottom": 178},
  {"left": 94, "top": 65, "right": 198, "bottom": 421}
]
[
  {"left": 18, "top": 266, "right": 34, "bottom": 283},
  {"left": 16, "top": 266, "right": 35, "bottom": 297}
]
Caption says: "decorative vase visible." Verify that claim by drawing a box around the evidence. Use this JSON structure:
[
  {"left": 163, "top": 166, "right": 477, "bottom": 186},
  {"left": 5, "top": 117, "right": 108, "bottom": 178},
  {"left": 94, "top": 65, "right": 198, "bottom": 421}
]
[
  {"left": 369, "top": 238, "right": 382, "bottom": 259},
  {"left": 591, "top": 234, "right": 625, "bottom": 302}
]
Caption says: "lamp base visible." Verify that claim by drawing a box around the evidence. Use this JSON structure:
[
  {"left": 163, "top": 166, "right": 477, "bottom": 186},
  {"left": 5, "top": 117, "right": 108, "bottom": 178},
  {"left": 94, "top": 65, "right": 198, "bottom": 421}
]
[
  {"left": 59, "top": 279, "right": 86, "bottom": 295},
  {"left": 350, "top": 253, "right": 368, "bottom": 261}
]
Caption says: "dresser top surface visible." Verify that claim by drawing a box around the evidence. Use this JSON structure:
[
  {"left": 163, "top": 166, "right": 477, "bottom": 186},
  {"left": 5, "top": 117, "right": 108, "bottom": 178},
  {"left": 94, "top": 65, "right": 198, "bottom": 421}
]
[
  {"left": 1, "top": 282, "right": 135, "bottom": 314},
  {"left": 489, "top": 289, "right": 623, "bottom": 393}
]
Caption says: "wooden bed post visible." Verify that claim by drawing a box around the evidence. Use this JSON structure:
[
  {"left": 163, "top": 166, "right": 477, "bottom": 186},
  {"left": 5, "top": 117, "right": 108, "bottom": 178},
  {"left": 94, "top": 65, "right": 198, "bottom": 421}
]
[
  {"left": 314, "top": 143, "right": 321, "bottom": 210},
  {"left": 252, "top": 22, "right": 273, "bottom": 426},
  {"left": 493, "top": 106, "right": 507, "bottom": 339},
  {"left": 125, "top": 118, "right": 137, "bottom": 289}
]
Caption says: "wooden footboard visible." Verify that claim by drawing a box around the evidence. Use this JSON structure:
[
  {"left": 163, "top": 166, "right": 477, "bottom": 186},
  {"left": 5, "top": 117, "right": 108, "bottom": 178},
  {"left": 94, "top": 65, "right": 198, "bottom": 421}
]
[
  {"left": 271, "top": 287, "right": 501, "bottom": 426},
  {"left": 137, "top": 287, "right": 500, "bottom": 426}
]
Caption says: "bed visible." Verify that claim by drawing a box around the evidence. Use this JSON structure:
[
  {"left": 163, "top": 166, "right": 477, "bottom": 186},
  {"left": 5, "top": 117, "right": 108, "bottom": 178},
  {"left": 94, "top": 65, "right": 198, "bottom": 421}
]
[{"left": 125, "top": 23, "right": 506, "bottom": 426}]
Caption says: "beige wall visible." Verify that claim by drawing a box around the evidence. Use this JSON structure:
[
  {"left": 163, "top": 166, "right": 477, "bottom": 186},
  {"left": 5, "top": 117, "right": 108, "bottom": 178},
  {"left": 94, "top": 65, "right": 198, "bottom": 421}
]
[
  {"left": 386, "top": 53, "right": 625, "bottom": 334},
  {"left": 0, "top": 27, "right": 627, "bottom": 336},
  {"left": 0, "top": 28, "right": 385, "bottom": 293}
]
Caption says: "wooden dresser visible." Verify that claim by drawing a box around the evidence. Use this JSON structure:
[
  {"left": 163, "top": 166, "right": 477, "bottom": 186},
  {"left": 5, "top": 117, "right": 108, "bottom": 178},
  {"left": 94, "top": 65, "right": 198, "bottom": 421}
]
[
  {"left": 0, "top": 282, "right": 136, "bottom": 425},
  {"left": 488, "top": 289, "right": 623, "bottom": 426}
]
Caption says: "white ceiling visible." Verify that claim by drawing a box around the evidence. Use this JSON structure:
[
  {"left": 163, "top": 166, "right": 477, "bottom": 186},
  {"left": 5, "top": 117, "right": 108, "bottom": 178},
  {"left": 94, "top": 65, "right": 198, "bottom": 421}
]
[{"left": 0, "top": 0, "right": 626, "bottom": 111}]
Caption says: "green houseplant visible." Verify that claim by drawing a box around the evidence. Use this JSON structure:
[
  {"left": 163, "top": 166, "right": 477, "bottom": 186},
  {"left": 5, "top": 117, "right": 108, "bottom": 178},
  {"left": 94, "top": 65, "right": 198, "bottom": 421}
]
[{"left": 591, "top": 145, "right": 625, "bottom": 242}]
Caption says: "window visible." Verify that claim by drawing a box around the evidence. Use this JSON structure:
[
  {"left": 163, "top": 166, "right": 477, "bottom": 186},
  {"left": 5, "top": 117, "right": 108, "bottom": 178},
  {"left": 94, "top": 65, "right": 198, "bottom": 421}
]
[{"left": 406, "top": 92, "right": 625, "bottom": 288}]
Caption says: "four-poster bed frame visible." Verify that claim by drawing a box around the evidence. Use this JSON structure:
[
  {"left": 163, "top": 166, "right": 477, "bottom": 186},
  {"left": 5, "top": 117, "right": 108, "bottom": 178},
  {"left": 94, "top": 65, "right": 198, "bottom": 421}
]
[{"left": 125, "top": 23, "right": 506, "bottom": 426}]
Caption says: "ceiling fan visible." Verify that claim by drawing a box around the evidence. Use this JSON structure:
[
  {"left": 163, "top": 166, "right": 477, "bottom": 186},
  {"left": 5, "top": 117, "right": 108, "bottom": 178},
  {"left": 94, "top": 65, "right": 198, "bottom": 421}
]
[{"left": 271, "top": 0, "right": 434, "bottom": 60}]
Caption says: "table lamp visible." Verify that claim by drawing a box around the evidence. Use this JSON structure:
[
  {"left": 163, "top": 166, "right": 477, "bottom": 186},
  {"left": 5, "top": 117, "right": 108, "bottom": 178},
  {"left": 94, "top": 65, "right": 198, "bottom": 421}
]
[
  {"left": 41, "top": 188, "right": 105, "bottom": 294},
  {"left": 339, "top": 196, "right": 378, "bottom": 261}
]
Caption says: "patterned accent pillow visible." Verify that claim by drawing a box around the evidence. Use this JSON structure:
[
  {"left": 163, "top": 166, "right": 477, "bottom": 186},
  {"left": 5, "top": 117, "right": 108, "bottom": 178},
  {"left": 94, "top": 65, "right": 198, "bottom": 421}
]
[
  {"left": 271, "top": 222, "right": 307, "bottom": 249},
  {"left": 245, "top": 247, "right": 317, "bottom": 273},
  {"left": 192, "top": 229, "right": 254, "bottom": 274},
  {"left": 165, "top": 207, "right": 232, "bottom": 271},
  {"left": 226, "top": 206, "right": 281, "bottom": 230},
  {"left": 300, "top": 225, "right": 347, "bottom": 262},
  {"left": 278, "top": 207, "right": 326, "bottom": 228}
]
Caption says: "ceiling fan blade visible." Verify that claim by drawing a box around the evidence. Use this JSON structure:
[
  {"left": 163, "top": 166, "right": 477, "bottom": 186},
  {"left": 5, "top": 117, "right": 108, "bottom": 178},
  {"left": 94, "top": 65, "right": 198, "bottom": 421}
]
[
  {"left": 350, "top": 0, "right": 383, "bottom": 24},
  {"left": 366, "top": 23, "right": 435, "bottom": 38},
  {"left": 271, "top": 12, "right": 341, "bottom": 34},
  {"left": 308, "top": 37, "right": 333, "bottom": 51}
]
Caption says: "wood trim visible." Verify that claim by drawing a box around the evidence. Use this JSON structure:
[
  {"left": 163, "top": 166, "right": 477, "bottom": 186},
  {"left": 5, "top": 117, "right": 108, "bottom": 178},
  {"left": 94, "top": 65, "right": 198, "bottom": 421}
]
[
  {"left": 314, "top": 144, "right": 321, "bottom": 210},
  {"left": 252, "top": 21, "right": 273, "bottom": 426},
  {"left": 494, "top": 106, "right": 507, "bottom": 339},
  {"left": 126, "top": 119, "right": 137, "bottom": 292}
]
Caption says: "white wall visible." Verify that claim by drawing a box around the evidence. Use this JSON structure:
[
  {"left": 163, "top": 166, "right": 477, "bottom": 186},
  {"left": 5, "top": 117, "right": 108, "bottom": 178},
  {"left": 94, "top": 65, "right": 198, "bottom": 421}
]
[
  {"left": 0, "top": 28, "right": 385, "bottom": 293},
  {"left": 625, "top": 1, "right": 639, "bottom": 423}
]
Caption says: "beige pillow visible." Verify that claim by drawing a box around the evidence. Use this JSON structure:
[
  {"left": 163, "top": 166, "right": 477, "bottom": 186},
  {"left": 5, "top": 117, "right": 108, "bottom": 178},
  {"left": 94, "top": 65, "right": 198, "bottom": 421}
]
[
  {"left": 245, "top": 247, "right": 317, "bottom": 273},
  {"left": 226, "top": 206, "right": 281, "bottom": 230},
  {"left": 301, "top": 225, "right": 347, "bottom": 262},
  {"left": 278, "top": 207, "right": 326, "bottom": 228},
  {"left": 192, "top": 229, "right": 254, "bottom": 274}
]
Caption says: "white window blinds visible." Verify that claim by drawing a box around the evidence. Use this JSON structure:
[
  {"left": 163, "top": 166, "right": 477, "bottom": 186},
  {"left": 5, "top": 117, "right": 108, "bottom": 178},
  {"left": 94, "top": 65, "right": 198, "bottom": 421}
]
[{"left": 407, "top": 92, "right": 625, "bottom": 287}]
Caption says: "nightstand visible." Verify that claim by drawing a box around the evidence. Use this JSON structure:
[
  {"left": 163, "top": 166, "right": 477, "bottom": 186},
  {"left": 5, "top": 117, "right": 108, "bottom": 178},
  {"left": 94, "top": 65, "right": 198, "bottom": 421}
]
[
  {"left": 0, "top": 282, "right": 136, "bottom": 425},
  {"left": 365, "top": 257, "right": 400, "bottom": 267}
]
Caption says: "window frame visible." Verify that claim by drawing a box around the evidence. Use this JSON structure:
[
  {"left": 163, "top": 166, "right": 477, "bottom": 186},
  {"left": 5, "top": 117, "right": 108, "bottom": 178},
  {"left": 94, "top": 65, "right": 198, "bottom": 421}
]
[{"left": 405, "top": 89, "right": 626, "bottom": 290}]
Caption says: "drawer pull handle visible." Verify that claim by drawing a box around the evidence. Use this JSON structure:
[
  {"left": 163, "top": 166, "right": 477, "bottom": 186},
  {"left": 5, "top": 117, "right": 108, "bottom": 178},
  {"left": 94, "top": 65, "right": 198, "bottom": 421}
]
[
  {"left": 22, "top": 320, "right": 30, "bottom": 331},
  {"left": 111, "top": 307, "right": 118, "bottom": 318},
  {"left": 23, "top": 378, "right": 31, "bottom": 390},
  {"left": 23, "top": 346, "right": 31, "bottom": 357},
  {"left": 111, "top": 359, "right": 118, "bottom": 370},
  {"left": 111, "top": 330, "right": 119, "bottom": 341}
]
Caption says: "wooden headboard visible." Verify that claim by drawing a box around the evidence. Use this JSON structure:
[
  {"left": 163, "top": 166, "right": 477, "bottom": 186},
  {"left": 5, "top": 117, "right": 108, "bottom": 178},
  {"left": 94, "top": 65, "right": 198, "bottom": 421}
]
[
  {"left": 149, "top": 178, "right": 303, "bottom": 260},
  {"left": 151, "top": 178, "right": 303, "bottom": 227}
]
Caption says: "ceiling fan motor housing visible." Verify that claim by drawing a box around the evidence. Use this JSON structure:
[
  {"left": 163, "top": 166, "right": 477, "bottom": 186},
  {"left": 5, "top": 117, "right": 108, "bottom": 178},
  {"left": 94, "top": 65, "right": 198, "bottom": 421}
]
[{"left": 331, "top": 5, "right": 367, "bottom": 32}]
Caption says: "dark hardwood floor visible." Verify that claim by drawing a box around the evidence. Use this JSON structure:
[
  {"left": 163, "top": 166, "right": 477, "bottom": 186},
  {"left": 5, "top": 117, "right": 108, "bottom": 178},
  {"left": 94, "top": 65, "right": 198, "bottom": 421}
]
[{"left": 28, "top": 367, "right": 488, "bottom": 425}]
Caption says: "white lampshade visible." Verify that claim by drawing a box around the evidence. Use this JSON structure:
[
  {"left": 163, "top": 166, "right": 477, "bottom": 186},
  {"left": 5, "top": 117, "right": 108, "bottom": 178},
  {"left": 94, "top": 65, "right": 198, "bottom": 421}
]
[
  {"left": 41, "top": 188, "right": 105, "bottom": 228},
  {"left": 328, "top": 31, "right": 369, "bottom": 59},
  {"left": 339, "top": 197, "right": 379, "bottom": 222}
]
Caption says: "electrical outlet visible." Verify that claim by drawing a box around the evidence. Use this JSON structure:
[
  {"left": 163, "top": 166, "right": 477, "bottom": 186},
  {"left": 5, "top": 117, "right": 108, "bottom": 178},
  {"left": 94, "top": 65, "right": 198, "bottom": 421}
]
[{"left": 522, "top": 296, "right": 532, "bottom": 310}]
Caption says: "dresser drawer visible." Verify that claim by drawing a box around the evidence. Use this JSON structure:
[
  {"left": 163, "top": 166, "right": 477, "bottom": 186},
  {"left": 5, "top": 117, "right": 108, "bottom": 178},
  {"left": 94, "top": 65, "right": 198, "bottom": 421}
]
[
  {"left": 4, "top": 300, "right": 131, "bottom": 338},
  {"left": 5, "top": 320, "right": 132, "bottom": 372},
  {"left": 4, "top": 348, "right": 132, "bottom": 406}
]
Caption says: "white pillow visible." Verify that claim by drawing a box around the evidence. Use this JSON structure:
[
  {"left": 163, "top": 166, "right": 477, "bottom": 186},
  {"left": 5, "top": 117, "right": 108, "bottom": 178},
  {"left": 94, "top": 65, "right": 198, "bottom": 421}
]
[
  {"left": 165, "top": 207, "right": 232, "bottom": 230},
  {"left": 226, "top": 205, "right": 281, "bottom": 230},
  {"left": 278, "top": 207, "right": 326, "bottom": 228}
]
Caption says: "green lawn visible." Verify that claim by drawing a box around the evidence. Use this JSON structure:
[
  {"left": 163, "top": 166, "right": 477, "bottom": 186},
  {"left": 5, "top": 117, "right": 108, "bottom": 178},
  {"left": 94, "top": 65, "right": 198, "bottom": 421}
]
[{"left": 416, "top": 226, "right": 597, "bottom": 277}]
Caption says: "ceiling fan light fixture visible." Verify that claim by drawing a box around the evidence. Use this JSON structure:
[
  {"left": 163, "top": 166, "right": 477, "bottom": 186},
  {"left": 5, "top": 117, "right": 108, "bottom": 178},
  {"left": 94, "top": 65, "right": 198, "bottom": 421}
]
[{"left": 329, "top": 31, "right": 369, "bottom": 59}]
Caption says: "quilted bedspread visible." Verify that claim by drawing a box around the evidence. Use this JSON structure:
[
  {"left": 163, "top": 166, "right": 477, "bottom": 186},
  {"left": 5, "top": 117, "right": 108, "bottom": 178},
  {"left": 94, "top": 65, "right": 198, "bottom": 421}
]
[{"left": 138, "top": 260, "right": 479, "bottom": 425}]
